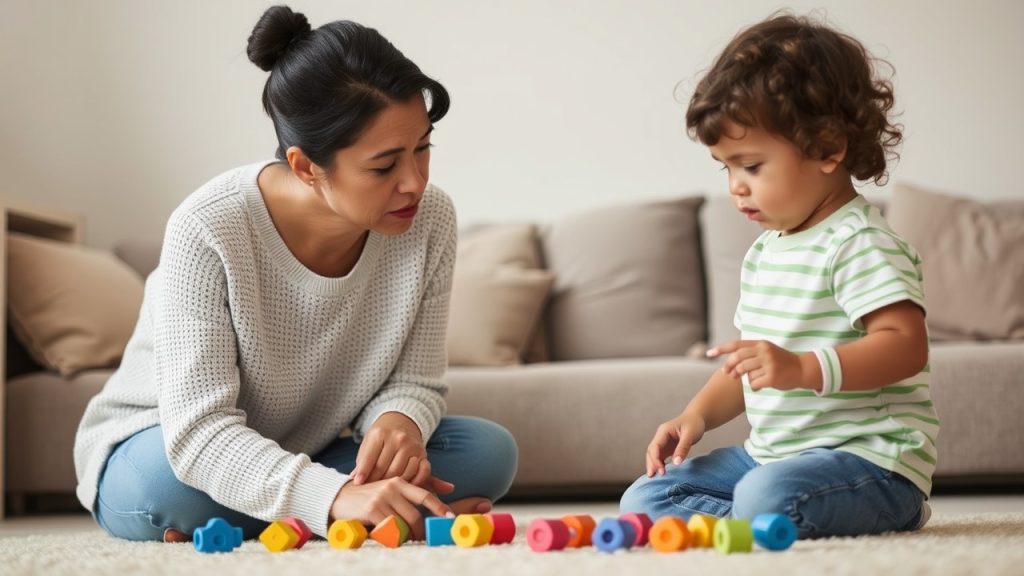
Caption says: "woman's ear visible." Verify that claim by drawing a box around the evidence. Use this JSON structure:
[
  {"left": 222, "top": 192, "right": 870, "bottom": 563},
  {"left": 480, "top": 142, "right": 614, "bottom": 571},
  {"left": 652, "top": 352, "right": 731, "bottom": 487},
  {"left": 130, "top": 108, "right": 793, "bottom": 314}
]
[{"left": 285, "top": 146, "right": 318, "bottom": 187}]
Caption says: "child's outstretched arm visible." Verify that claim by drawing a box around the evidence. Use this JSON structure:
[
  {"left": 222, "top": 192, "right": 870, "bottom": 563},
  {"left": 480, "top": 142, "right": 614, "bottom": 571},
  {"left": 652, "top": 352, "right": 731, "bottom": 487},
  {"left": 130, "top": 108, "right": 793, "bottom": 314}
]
[
  {"left": 645, "top": 369, "right": 745, "bottom": 477},
  {"left": 711, "top": 300, "right": 928, "bottom": 393}
]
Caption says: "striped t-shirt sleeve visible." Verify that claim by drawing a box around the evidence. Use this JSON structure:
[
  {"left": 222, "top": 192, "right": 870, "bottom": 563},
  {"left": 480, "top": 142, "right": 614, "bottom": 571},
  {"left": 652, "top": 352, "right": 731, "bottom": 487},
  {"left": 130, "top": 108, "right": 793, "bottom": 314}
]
[{"left": 830, "top": 228, "right": 926, "bottom": 328}]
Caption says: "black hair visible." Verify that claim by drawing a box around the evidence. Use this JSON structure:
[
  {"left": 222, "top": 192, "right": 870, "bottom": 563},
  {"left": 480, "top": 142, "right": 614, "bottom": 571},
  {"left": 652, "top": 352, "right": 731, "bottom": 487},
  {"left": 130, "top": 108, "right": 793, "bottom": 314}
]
[{"left": 246, "top": 5, "right": 450, "bottom": 169}]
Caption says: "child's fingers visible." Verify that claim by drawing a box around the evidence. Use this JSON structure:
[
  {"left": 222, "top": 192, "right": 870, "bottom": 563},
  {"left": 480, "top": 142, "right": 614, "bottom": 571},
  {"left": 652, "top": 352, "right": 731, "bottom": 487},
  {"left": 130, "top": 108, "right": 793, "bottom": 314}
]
[
  {"left": 429, "top": 475, "right": 455, "bottom": 494},
  {"left": 671, "top": 434, "right": 693, "bottom": 465},
  {"left": 706, "top": 340, "right": 757, "bottom": 357},
  {"left": 729, "top": 357, "right": 762, "bottom": 379},
  {"left": 721, "top": 346, "right": 758, "bottom": 376},
  {"left": 402, "top": 483, "right": 453, "bottom": 519}
]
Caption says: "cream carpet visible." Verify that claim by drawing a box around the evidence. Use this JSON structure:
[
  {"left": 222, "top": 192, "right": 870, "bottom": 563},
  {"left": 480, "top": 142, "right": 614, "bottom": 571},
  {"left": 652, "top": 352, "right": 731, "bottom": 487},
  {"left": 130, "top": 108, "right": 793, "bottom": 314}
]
[{"left": 2, "top": 513, "right": 1023, "bottom": 576}]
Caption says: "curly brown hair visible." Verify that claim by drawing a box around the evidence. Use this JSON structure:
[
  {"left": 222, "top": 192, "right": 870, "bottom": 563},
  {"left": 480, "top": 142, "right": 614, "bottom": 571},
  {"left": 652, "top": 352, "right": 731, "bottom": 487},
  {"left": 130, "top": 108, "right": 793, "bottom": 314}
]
[{"left": 686, "top": 14, "right": 902, "bottom": 185}]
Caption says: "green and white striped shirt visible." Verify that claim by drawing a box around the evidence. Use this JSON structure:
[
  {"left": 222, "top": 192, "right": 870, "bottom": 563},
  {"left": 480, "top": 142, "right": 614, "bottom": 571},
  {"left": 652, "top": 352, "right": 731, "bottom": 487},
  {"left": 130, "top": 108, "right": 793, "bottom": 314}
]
[{"left": 737, "top": 195, "right": 939, "bottom": 495}]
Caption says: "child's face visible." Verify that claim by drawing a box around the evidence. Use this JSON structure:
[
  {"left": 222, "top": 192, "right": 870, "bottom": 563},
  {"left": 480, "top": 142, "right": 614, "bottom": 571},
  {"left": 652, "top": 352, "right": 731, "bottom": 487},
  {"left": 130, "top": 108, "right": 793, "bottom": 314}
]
[{"left": 709, "top": 121, "right": 845, "bottom": 235}]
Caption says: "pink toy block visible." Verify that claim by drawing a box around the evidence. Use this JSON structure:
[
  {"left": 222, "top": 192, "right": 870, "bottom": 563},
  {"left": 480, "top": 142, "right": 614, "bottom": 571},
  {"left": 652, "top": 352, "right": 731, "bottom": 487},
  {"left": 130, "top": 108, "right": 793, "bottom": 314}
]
[
  {"left": 485, "top": 513, "right": 516, "bottom": 544},
  {"left": 527, "top": 519, "right": 570, "bottom": 552},
  {"left": 619, "top": 512, "right": 653, "bottom": 546},
  {"left": 281, "top": 517, "right": 312, "bottom": 549}
]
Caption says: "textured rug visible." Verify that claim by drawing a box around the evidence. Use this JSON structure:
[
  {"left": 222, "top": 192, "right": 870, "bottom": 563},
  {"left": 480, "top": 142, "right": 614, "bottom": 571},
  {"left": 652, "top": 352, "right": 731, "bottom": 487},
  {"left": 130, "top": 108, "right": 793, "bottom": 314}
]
[{"left": 2, "top": 513, "right": 1023, "bottom": 576}]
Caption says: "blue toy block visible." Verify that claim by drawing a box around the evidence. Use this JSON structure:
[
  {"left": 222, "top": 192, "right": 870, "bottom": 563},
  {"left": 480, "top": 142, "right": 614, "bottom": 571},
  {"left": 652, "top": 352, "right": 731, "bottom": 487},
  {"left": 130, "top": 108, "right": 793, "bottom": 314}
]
[
  {"left": 425, "top": 516, "right": 456, "bottom": 546},
  {"left": 751, "top": 513, "right": 797, "bottom": 551},
  {"left": 194, "top": 517, "right": 244, "bottom": 553},
  {"left": 593, "top": 518, "right": 637, "bottom": 553}
]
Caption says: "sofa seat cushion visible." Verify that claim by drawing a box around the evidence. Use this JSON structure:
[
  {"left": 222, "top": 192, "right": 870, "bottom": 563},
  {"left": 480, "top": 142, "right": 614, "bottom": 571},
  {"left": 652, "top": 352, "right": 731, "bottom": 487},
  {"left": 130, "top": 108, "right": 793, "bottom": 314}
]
[
  {"left": 445, "top": 357, "right": 750, "bottom": 489},
  {"left": 5, "top": 369, "right": 113, "bottom": 492}
]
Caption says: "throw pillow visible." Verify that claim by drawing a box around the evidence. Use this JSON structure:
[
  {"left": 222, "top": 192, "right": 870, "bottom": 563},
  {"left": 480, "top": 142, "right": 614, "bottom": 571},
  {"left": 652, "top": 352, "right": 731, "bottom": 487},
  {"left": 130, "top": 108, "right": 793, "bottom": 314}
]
[
  {"left": 886, "top": 183, "right": 1024, "bottom": 340},
  {"left": 540, "top": 196, "right": 707, "bottom": 361},
  {"left": 448, "top": 224, "right": 554, "bottom": 366},
  {"left": 6, "top": 233, "right": 144, "bottom": 376}
]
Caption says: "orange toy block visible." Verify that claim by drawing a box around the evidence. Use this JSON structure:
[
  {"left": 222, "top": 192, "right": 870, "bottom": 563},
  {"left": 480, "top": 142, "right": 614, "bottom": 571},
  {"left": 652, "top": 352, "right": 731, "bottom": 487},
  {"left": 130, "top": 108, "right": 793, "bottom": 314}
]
[
  {"left": 328, "top": 519, "right": 368, "bottom": 549},
  {"left": 260, "top": 521, "right": 299, "bottom": 552},
  {"left": 452, "top": 514, "right": 494, "bottom": 547},
  {"left": 650, "top": 516, "right": 691, "bottom": 553},
  {"left": 371, "top": 515, "right": 410, "bottom": 548},
  {"left": 687, "top": 514, "right": 717, "bottom": 548},
  {"left": 561, "top": 514, "right": 596, "bottom": 547}
]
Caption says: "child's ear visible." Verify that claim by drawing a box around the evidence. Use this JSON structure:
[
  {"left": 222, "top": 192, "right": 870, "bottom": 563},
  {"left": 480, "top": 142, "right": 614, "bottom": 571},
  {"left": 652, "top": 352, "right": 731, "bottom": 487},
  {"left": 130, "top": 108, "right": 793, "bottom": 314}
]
[{"left": 819, "top": 134, "right": 848, "bottom": 174}]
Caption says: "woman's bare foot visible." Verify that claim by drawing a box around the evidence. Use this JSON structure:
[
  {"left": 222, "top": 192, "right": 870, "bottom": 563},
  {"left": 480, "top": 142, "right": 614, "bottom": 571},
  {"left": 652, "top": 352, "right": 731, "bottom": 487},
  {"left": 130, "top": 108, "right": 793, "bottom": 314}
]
[
  {"left": 448, "top": 496, "right": 492, "bottom": 515},
  {"left": 163, "top": 527, "right": 190, "bottom": 543}
]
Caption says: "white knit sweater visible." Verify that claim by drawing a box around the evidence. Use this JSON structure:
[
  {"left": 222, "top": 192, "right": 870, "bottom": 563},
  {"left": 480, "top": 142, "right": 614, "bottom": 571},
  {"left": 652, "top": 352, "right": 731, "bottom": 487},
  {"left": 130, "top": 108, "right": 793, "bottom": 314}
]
[{"left": 74, "top": 161, "right": 455, "bottom": 537}]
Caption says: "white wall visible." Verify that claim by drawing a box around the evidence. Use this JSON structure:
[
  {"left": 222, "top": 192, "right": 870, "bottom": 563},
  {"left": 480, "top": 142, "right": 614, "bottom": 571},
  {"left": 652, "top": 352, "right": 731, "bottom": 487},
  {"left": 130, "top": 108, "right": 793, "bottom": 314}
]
[{"left": 2, "top": 0, "right": 1021, "bottom": 248}]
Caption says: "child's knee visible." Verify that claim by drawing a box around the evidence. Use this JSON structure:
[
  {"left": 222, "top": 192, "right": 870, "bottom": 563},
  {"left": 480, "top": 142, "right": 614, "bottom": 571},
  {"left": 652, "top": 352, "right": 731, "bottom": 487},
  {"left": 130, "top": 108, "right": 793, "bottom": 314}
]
[{"left": 732, "top": 469, "right": 796, "bottom": 520}]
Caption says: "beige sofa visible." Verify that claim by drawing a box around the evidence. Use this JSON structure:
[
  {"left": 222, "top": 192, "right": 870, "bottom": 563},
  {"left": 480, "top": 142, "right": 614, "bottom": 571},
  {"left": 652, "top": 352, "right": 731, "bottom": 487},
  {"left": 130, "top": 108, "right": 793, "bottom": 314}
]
[{"left": 3, "top": 184, "right": 1023, "bottom": 516}]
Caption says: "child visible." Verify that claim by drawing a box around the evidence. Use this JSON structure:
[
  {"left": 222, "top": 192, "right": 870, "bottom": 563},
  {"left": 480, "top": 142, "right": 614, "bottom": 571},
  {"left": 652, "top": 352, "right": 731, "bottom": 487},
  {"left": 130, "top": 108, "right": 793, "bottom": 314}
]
[{"left": 620, "top": 14, "right": 938, "bottom": 538}]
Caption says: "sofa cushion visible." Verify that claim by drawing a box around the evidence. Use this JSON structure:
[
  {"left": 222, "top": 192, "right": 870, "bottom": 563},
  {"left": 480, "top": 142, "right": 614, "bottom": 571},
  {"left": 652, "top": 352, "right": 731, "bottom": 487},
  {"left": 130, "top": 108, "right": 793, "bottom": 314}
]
[
  {"left": 699, "top": 195, "right": 764, "bottom": 346},
  {"left": 887, "top": 183, "right": 1024, "bottom": 341},
  {"left": 448, "top": 224, "right": 554, "bottom": 366},
  {"left": 6, "top": 233, "right": 144, "bottom": 377},
  {"left": 540, "top": 196, "right": 707, "bottom": 361}
]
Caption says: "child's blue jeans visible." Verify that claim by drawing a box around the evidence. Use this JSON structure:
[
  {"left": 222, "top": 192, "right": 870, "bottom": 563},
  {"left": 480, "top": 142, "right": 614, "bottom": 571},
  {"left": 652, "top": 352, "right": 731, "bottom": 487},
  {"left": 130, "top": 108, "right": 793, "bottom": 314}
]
[
  {"left": 93, "top": 415, "right": 518, "bottom": 541},
  {"left": 620, "top": 445, "right": 926, "bottom": 538}
]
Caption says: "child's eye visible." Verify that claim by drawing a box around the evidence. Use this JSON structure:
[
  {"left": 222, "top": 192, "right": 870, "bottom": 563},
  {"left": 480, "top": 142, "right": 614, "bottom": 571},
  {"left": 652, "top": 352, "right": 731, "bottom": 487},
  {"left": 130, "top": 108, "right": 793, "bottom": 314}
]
[{"left": 744, "top": 163, "right": 762, "bottom": 174}]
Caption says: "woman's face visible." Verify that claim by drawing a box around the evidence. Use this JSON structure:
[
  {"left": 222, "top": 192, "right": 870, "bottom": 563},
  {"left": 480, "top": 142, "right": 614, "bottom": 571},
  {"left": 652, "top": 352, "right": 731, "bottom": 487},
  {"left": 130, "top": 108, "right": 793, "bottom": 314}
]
[{"left": 317, "top": 93, "right": 433, "bottom": 236}]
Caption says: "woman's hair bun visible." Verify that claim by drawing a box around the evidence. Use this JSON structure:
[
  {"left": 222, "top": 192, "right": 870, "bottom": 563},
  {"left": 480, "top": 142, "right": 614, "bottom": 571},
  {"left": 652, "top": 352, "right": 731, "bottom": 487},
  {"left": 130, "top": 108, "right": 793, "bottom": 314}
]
[{"left": 247, "top": 5, "right": 312, "bottom": 72}]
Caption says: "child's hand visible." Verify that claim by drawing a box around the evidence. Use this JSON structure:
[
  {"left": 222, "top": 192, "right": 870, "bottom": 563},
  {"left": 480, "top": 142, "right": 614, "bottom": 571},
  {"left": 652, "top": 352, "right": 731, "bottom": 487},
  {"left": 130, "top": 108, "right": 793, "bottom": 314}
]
[
  {"left": 351, "top": 412, "right": 437, "bottom": 488},
  {"left": 646, "top": 412, "right": 707, "bottom": 477},
  {"left": 708, "top": 340, "right": 816, "bottom": 391}
]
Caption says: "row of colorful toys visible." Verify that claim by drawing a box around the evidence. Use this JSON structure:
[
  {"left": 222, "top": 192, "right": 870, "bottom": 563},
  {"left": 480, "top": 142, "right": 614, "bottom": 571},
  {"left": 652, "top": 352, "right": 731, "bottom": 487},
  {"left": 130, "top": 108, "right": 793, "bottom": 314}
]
[{"left": 193, "top": 511, "right": 796, "bottom": 554}]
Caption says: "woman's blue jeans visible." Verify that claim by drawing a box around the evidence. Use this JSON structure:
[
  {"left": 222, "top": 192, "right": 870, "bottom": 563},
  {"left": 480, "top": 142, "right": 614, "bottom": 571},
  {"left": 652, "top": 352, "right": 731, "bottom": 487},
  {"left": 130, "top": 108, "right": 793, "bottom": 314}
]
[
  {"left": 94, "top": 416, "right": 518, "bottom": 541},
  {"left": 620, "top": 446, "right": 926, "bottom": 539}
]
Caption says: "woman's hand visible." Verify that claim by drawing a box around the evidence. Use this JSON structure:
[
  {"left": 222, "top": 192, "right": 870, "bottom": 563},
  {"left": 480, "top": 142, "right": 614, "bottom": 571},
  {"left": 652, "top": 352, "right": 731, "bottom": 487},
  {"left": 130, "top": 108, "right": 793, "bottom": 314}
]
[
  {"left": 709, "top": 340, "right": 818, "bottom": 392},
  {"left": 330, "top": 477, "right": 454, "bottom": 540},
  {"left": 351, "top": 412, "right": 435, "bottom": 487},
  {"left": 646, "top": 411, "right": 707, "bottom": 477}
]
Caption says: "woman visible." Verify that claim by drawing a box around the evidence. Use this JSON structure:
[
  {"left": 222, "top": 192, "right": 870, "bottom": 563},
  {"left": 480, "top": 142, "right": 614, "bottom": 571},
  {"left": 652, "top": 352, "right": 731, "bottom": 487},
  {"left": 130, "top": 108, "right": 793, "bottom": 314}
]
[{"left": 73, "top": 5, "right": 517, "bottom": 543}]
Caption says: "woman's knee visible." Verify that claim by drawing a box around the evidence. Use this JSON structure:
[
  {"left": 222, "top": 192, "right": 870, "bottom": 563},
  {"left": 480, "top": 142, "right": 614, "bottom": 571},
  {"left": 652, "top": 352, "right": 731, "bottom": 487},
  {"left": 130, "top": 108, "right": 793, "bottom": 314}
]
[{"left": 432, "top": 416, "right": 518, "bottom": 500}]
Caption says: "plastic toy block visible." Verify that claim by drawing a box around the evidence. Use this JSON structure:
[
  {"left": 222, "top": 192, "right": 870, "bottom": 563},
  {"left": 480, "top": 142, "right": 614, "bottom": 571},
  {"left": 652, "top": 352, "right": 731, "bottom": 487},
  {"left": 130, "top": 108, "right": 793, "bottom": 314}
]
[
  {"left": 452, "top": 514, "right": 494, "bottom": 548},
  {"left": 593, "top": 518, "right": 637, "bottom": 553},
  {"left": 425, "top": 517, "right": 456, "bottom": 546},
  {"left": 328, "top": 519, "right": 368, "bottom": 549},
  {"left": 751, "top": 513, "right": 797, "bottom": 551},
  {"left": 714, "top": 519, "right": 753, "bottom": 554},
  {"left": 371, "top": 515, "right": 410, "bottom": 548},
  {"left": 193, "top": 517, "right": 243, "bottom": 553},
  {"left": 687, "top": 514, "right": 718, "bottom": 548},
  {"left": 649, "top": 516, "right": 691, "bottom": 553},
  {"left": 561, "top": 514, "right": 596, "bottom": 548},
  {"left": 619, "top": 512, "right": 653, "bottom": 546},
  {"left": 259, "top": 521, "right": 299, "bottom": 552},
  {"left": 485, "top": 513, "right": 516, "bottom": 544},
  {"left": 281, "top": 517, "right": 312, "bottom": 549},
  {"left": 526, "top": 519, "right": 571, "bottom": 552}
]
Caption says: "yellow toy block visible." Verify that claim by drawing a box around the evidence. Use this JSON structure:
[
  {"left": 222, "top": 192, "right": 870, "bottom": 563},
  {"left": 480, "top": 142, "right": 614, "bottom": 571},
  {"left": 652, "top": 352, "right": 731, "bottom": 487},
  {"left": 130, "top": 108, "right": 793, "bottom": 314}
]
[
  {"left": 451, "top": 514, "right": 494, "bottom": 548},
  {"left": 328, "top": 519, "right": 368, "bottom": 549},
  {"left": 260, "top": 521, "right": 299, "bottom": 552},
  {"left": 687, "top": 514, "right": 717, "bottom": 548},
  {"left": 370, "top": 515, "right": 410, "bottom": 548}
]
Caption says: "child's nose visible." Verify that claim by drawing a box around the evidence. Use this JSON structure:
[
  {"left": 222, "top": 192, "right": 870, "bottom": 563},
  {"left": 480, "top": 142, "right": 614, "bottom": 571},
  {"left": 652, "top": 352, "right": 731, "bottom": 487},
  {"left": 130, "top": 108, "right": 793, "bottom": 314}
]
[{"left": 729, "top": 175, "right": 750, "bottom": 196}]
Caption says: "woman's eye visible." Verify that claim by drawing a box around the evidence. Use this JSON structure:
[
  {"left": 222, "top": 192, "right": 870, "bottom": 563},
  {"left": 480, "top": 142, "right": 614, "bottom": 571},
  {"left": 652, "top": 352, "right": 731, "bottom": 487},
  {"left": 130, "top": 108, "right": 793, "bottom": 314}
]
[
  {"left": 373, "top": 163, "right": 396, "bottom": 175},
  {"left": 415, "top": 143, "right": 433, "bottom": 153}
]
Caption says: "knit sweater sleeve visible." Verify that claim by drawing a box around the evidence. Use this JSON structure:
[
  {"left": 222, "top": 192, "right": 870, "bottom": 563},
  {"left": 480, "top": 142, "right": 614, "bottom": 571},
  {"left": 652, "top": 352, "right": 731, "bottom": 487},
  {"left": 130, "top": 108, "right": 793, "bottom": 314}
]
[
  {"left": 353, "top": 189, "right": 456, "bottom": 441},
  {"left": 154, "top": 210, "right": 348, "bottom": 537}
]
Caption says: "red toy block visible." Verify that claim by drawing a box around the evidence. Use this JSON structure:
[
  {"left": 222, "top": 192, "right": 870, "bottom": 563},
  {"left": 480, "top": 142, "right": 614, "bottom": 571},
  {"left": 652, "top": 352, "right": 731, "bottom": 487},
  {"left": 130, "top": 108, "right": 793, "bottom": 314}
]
[
  {"left": 281, "top": 517, "right": 312, "bottom": 549},
  {"left": 485, "top": 513, "right": 516, "bottom": 544},
  {"left": 619, "top": 512, "right": 653, "bottom": 546}
]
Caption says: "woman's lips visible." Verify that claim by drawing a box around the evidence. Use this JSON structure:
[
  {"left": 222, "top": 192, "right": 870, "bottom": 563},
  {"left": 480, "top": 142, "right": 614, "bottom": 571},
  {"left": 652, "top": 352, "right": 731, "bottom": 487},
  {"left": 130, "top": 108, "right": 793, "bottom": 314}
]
[{"left": 390, "top": 203, "right": 419, "bottom": 219}]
